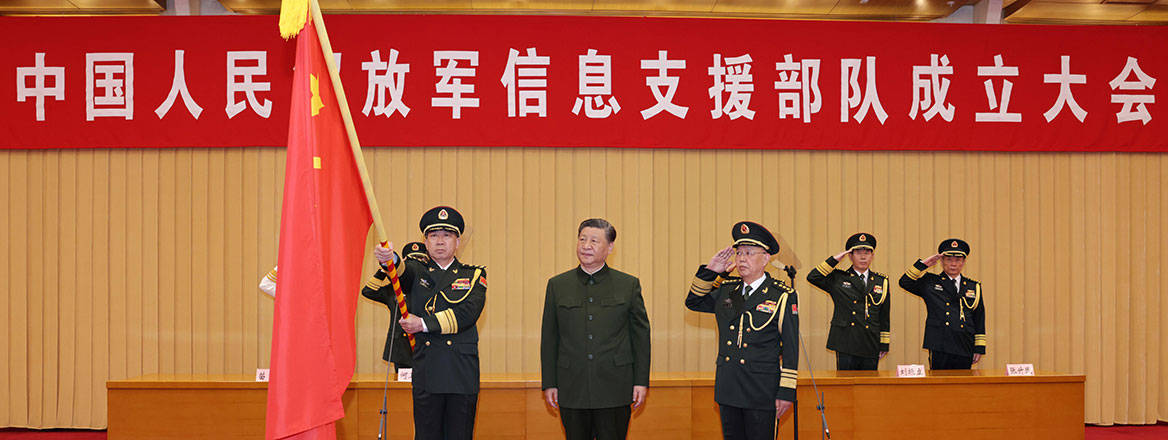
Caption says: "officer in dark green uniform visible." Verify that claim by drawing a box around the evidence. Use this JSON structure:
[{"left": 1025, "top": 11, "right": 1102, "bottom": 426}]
[
  {"left": 806, "top": 233, "right": 890, "bottom": 371},
  {"left": 362, "top": 241, "right": 429, "bottom": 372},
  {"left": 686, "top": 221, "right": 799, "bottom": 440},
  {"left": 899, "top": 238, "right": 986, "bottom": 370},
  {"left": 541, "top": 218, "right": 651, "bottom": 440},
  {"left": 367, "top": 206, "right": 486, "bottom": 440}
]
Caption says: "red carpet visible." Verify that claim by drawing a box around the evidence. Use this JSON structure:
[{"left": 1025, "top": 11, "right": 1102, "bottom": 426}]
[
  {"left": 1086, "top": 422, "right": 1168, "bottom": 439},
  {"left": 0, "top": 423, "right": 1166, "bottom": 439},
  {"left": 0, "top": 430, "right": 105, "bottom": 440}
]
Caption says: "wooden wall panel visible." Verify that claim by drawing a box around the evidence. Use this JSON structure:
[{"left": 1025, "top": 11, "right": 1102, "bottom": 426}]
[{"left": 0, "top": 148, "right": 1165, "bottom": 428}]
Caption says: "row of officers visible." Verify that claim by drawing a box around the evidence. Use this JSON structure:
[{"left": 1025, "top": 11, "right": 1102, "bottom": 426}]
[{"left": 261, "top": 206, "right": 987, "bottom": 440}]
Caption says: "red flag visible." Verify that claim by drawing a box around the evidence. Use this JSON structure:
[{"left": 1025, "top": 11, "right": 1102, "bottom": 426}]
[{"left": 265, "top": 15, "right": 371, "bottom": 440}]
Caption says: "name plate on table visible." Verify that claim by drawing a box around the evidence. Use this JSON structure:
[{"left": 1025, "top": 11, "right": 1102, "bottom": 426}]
[
  {"left": 1007, "top": 363, "right": 1035, "bottom": 376},
  {"left": 897, "top": 364, "right": 926, "bottom": 377},
  {"left": 255, "top": 369, "right": 269, "bottom": 382},
  {"left": 397, "top": 368, "right": 413, "bottom": 382}
]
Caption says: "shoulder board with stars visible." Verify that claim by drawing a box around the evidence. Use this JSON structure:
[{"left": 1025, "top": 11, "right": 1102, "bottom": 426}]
[{"left": 772, "top": 278, "right": 795, "bottom": 292}]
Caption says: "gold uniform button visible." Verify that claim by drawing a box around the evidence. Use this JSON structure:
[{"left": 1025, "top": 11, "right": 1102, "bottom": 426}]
[
  {"left": 727, "top": 341, "right": 732, "bottom": 346},
  {"left": 425, "top": 341, "right": 431, "bottom": 346},
  {"left": 739, "top": 359, "right": 746, "bottom": 365},
  {"left": 850, "top": 323, "right": 855, "bottom": 326},
  {"left": 852, "top": 311, "right": 856, "bottom": 315},
  {"left": 865, "top": 325, "right": 869, "bottom": 329},
  {"left": 725, "top": 356, "right": 730, "bottom": 362},
  {"left": 946, "top": 312, "right": 950, "bottom": 316},
  {"left": 743, "top": 343, "right": 748, "bottom": 348},
  {"left": 945, "top": 322, "right": 950, "bottom": 326},
  {"left": 946, "top": 302, "right": 951, "bottom": 307},
  {"left": 729, "top": 325, "right": 735, "bottom": 330},
  {"left": 446, "top": 340, "right": 453, "bottom": 346}
]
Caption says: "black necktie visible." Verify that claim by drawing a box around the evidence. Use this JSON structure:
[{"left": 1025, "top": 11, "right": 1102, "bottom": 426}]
[{"left": 743, "top": 285, "right": 753, "bottom": 300}]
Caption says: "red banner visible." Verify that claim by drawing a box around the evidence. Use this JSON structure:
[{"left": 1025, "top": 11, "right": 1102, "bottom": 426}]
[{"left": 2, "top": 15, "right": 1165, "bottom": 151}]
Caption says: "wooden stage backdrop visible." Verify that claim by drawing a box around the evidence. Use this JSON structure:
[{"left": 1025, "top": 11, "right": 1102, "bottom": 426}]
[{"left": 0, "top": 147, "right": 1165, "bottom": 428}]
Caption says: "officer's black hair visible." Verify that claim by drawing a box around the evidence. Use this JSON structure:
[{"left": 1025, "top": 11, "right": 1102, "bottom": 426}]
[{"left": 578, "top": 218, "right": 617, "bottom": 243}]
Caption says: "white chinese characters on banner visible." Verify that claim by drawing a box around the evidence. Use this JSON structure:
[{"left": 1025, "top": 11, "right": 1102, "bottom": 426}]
[
  {"left": 433, "top": 51, "right": 479, "bottom": 119},
  {"left": 572, "top": 49, "right": 620, "bottom": 118},
  {"left": 840, "top": 56, "right": 887, "bottom": 124},
  {"left": 641, "top": 50, "right": 688, "bottom": 119},
  {"left": 1109, "top": 56, "right": 1156, "bottom": 125},
  {"left": 15, "top": 52, "right": 65, "bottom": 122},
  {"left": 501, "top": 47, "right": 550, "bottom": 118},
  {"left": 86, "top": 52, "right": 133, "bottom": 121},
  {"left": 1043, "top": 55, "right": 1088, "bottom": 123},
  {"left": 975, "top": 54, "right": 1021, "bottom": 123},
  {"left": 361, "top": 49, "right": 410, "bottom": 118},
  {"left": 774, "top": 54, "right": 821, "bottom": 123},
  {"left": 155, "top": 50, "right": 203, "bottom": 119},
  {"left": 910, "top": 54, "right": 955, "bottom": 122},
  {"left": 708, "top": 54, "right": 755, "bottom": 120},
  {"left": 225, "top": 51, "right": 272, "bottom": 119}
]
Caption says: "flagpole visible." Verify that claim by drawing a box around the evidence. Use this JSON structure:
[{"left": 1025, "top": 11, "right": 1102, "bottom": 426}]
[
  {"left": 307, "top": 0, "right": 388, "bottom": 245},
  {"left": 304, "top": 5, "right": 415, "bottom": 439}
]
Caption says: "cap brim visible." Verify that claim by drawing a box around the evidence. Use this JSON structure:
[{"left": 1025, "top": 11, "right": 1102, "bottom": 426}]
[
  {"left": 733, "top": 238, "right": 771, "bottom": 251},
  {"left": 423, "top": 224, "right": 462, "bottom": 235},
  {"left": 848, "top": 245, "right": 875, "bottom": 251},
  {"left": 941, "top": 251, "right": 968, "bottom": 257}
]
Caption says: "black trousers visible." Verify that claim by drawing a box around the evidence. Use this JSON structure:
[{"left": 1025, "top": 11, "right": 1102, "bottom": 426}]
[
  {"left": 836, "top": 352, "right": 879, "bottom": 371},
  {"left": 719, "top": 404, "right": 777, "bottom": 440},
  {"left": 560, "top": 406, "right": 632, "bottom": 440},
  {"left": 412, "top": 390, "right": 478, "bottom": 440},
  {"left": 929, "top": 350, "right": 973, "bottom": 370}
]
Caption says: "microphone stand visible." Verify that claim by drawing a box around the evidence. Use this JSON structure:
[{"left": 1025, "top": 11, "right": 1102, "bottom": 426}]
[
  {"left": 377, "top": 311, "right": 401, "bottom": 440},
  {"left": 783, "top": 265, "right": 830, "bottom": 440}
]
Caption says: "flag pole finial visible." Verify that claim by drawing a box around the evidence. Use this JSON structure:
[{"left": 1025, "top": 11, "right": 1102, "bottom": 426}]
[{"left": 278, "top": 0, "right": 309, "bottom": 39}]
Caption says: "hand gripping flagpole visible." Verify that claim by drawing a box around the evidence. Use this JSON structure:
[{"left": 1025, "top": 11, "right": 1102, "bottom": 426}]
[{"left": 305, "top": 1, "right": 413, "bottom": 438}]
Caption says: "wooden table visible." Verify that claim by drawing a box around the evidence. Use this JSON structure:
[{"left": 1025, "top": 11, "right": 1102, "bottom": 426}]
[{"left": 108, "top": 370, "right": 1083, "bottom": 440}]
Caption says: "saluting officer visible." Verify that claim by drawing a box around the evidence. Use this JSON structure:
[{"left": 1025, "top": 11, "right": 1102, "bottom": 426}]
[
  {"left": 686, "top": 221, "right": 799, "bottom": 440},
  {"left": 899, "top": 239, "right": 986, "bottom": 370},
  {"left": 361, "top": 241, "right": 429, "bottom": 372},
  {"left": 367, "top": 206, "right": 487, "bottom": 440},
  {"left": 807, "top": 233, "right": 890, "bottom": 371}
]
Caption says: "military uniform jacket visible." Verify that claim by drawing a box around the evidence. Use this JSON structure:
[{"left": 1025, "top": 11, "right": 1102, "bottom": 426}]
[
  {"left": 363, "top": 256, "right": 487, "bottom": 394},
  {"left": 685, "top": 266, "right": 799, "bottom": 409},
  {"left": 540, "top": 265, "right": 651, "bottom": 409},
  {"left": 359, "top": 274, "right": 413, "bottom": 367},
  {"left": 899, "top": 260, "right": 986, "bottom": 357},
  {"left": 806, "top": 257, "right": 891, "bottom": 359}
]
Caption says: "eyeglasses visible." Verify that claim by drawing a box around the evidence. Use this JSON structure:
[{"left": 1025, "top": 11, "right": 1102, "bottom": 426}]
[{"left": 735, "top": 249, "right": 769, "bottom": 257}]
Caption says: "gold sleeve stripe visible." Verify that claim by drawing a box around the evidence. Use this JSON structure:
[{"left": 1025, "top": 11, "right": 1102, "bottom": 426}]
[
  {"left": 690, "top": 276, "right": 715, "bottom": 296},
  {"left": 366, "top": 274, "right": 391, "bottom": 290},
  {"left": 780, "top": 378, "right": 797, "bottom": 389},
  {"left": 906, "top": 263, "right": 925, "bottom": 280},
  {"left": 265, "top": 268, "right": 278, "bottom": 282},
  {"left": 880, "top": 333, "right": 891, "bottom": 344},
  {"left": 437, "top": 309, "right": 459, "bottom": 335},
  {"left": 815, "top": 261, "right": 833, "bottom": 276},
  {"left": 781, "top": 367, "right": 797, "bottom": 375}
]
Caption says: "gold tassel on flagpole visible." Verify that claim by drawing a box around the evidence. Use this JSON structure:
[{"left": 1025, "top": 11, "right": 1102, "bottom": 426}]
[{"left": 278, "top": 0, "right": 309, "bottom": 39}]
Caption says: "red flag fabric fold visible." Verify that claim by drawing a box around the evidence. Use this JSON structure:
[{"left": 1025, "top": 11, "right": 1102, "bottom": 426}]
[{"left": 265, "top": 15, "right": 372, "bottom": 440}]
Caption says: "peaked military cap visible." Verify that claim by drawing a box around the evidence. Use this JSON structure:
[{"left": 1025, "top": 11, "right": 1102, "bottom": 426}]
[
  {"left": 939, "top": 238, "right": 970, "bottom": 257},
  {"left": 420, "top": 206, "right": 464, "bottom": 236},
  {"left": 402, "top": 241, "right": 428, "bottom": 261},
  {"left": 846, "top": 232, "right": 876, "bottom": 251},
  {"left": 731, "top": 221, "right": 780, "bottom": 255}
]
